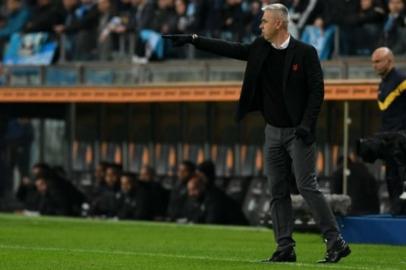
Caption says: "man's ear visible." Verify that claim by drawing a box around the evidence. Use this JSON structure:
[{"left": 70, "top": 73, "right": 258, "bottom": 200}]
[{"left": 276, "top": 19, "right": 283, "bottom": 30}]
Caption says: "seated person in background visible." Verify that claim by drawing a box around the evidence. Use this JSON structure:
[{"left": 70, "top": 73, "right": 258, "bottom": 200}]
[
  {"left": 89, "top": 161, "right": 109, "bottom": 201},
  {"left": 51, "top": 165, "right": 86, "bottom": 217},
  {"left": 167, "top": 160, "right": 196, "bottom": 221},
  {"left": 183, "top": 175, "right": 206, "bottom": 223},
  {"left": 33, "top": 176, "right": 69, "bottom": 216},
  {"left": 89, "top": 163, "right": 121, "bottom": 217},
  {"left": 16, "top": 163, "right": 53, "bottom": 212},
  {"left": 331, "top": 156, "right": 380, "bottom": 215},
  {"left": 116, "top": 173, "right": 136, "bottom": 220},
  {"left": 139, "top": 165, "right": 168, "bottom": 220},
  {"left": 197, "top": 160, "right": 248, "bottom": 225}
]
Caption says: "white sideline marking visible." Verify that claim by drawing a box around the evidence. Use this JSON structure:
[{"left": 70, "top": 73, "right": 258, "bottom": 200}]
[{"left": 0, "top": 244, "right": 395, "bottom": 270}]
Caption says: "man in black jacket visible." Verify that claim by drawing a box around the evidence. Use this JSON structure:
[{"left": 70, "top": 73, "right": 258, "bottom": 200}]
[{"left": 163, "top": 3, "right": 350, "bottom": 264}]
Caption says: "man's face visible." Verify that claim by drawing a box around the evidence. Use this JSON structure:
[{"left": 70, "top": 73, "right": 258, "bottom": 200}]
[
  {"left": 175, "top": 0, "right": 186, "bottom": 14},
  {"left": 98, "top": 0, "right": 110, "bottom": 12},
  {"left": 105, "top": 167, "right": 119, "bottom": 187},
  {"left": 95, "top": 164, "right": 105, "bottom": 181},
  {"left": 389, "top": 0, "right": 404, "bottom": 14},
  {"left": 139, "top": 167, "right": 151, "bottom": 182},
  {"left": 32, "top": 167, "right": 40, "bottom": 178},
  {"left": 35, "top": 178, "right": 48, "bottom": 194},
  {"left": 6, "top": 0, "right": 21, "bottom": 12},
  {"left": 177, "top": 164, "right": 191, "bottom": 182},
  {"left": 360, "top": 0, "right": 373, "bottom": 10},
  {"left": 371, "top": 53, "right": 391, "bottom": 77},
  {"left": 120, "top": 176, "right": 132, "bottom": 193},
  {"left": 260, "top": 11, "right": 282, "bottom": 42},
  {"left": 187, "top": 177, "right": 203, "bottom": 198},
  {"left": 63, "top": 0, "right": 78, "bottom": 9}
]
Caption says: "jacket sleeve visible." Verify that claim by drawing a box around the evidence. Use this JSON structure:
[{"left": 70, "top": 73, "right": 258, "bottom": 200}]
[
  {"left": 193, "top": 36, "right": 250, "bottom": 61},
  {"left": 301, "top": 46, "right": 324, "bottom": 130}
]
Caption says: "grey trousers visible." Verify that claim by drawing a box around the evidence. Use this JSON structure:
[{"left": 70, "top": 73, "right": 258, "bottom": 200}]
[{"left": 264, "top": 124, "right": 339, "bottom": 250}]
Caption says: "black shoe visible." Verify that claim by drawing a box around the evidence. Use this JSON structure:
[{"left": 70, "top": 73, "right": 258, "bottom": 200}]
[
  {"left": 318, "top": 236, "right": 351, "bottom": 263},
  {"left": 261, "top": 247, "right": 297, "bottom": 263}
]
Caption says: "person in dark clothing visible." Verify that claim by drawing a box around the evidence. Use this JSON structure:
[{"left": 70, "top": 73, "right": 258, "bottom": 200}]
[
  {"left": 331, "top": 157, "right": 380, "bottom": 215},
  {"left": 139, "top": 165, "right": 168, "bottom": 220},
  {"left": 183, "top": 175, "right": 206, "bottom": 223},
  {"left": 371, "top": 47, "right": 406, "bottom": 215},
  {"left": 167, "top": 160, "right": 196, "bottom": 221},
  {"left": 221, "top": 0, "right": 245, "bottom": 41},
  {"left": 16, "top": 162, "right": 54, "bottom": 211},
  {"left": 116, "top": 173, "right": 137, "bottom": 219},
  {"left": 151, "top": 0, "right": 177, "bottom": 34},
  {"left": 96, "top": 0, "right": 118, "bottom": 60},
  {"left": 50, "top": 166, "right": 86, "bottom": 216},
  {"left": 126, "top": 0, "right": 155, "bottom": 33},
  {"left": 31, "top": 162, "right": 53, "bottom": 179},
  {"left": 134, "top": 176, "right": 155, "bottom": 220},
  {"left": 321, "top": 0, "right": 359, "bottom": 55},
  {"left": 163, "top": 3, "right": 350, "bottom": 263},
  {"left": 90, "top": 163, "right": 121, "bottom": 217},
  {"left": 52, "top": 0, "right": 80, "bottom": 60},
  {"left": 197, "top": 160, "right": 248, "bottom": 225},
  {"left": 34, "top": 176, "right": 69, "bottom": 216},
  {"left": 351, "top": 0, "right": 386, "bottom": 55},
  {"left": 174, "top": 0, "right": 192, "bottom": 34},
  {"left": 54, "top": 0, "right": 100, "bottom": 60},
  {"left": 289, "top": 0, "right": 325, "bottom": 33},
  {"left": 89, "top": 161, "right": 109, "bottom": 200},
  {"left": 380, "top": 0, "right": 406, "bottom": 55},
  {"left": 15, "top": 176, "right": 39, "bottom": 211},
  {"left": 23, "top": 0, "right": 64, "bottom": 33},
  {"left": 22, "top": 163, "right": 86, "bottom": 216}
]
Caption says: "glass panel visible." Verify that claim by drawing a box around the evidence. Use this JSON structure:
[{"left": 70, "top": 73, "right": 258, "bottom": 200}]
[
  {"left": 46, "top": 67, "right": 79, "bottom": 85},
  {"left": 8, "top": 66, "right": 41, "bottom": 86},
  {"left": 43, "top": 119, "right": 66, "bottom": 166}
]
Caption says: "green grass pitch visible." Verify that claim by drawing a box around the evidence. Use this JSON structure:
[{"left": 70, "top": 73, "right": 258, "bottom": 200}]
[{"left": 0, "top": 213, "right": 405, "bottom": 270}]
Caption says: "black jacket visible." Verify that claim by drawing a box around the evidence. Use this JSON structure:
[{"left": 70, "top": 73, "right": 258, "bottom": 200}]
[{"left": 193, "top": 36, "right": 324, "bottom": 133}]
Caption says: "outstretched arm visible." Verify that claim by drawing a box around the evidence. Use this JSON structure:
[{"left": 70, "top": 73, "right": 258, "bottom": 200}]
[{"left": 162, "top": 34, "right": 250, "bottom": 61}]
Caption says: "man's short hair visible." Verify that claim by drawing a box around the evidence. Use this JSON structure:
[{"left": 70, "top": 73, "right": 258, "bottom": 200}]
[{"left": 261, "top": 3, "right": 290, "bottom": 26}]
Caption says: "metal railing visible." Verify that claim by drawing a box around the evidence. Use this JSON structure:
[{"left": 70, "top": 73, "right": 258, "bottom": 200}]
[{"left": 3, "top": 59, "right": 406, "bottom": 87}]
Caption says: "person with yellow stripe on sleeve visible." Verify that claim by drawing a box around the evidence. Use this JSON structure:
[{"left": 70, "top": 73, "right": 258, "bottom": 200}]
[{"left": 371, "top": 47, "right": 406, "bottom": 214}]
